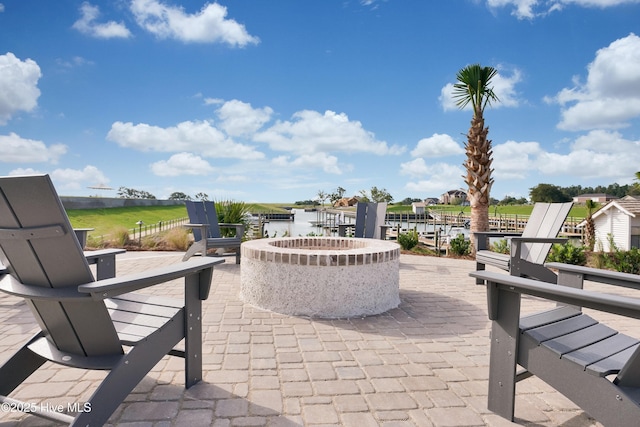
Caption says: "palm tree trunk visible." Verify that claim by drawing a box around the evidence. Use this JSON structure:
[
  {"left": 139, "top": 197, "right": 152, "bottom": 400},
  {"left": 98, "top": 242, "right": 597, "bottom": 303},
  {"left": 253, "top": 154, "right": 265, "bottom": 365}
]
[{"left": 464, "top": 114, "right": 493, "bottom": 254}]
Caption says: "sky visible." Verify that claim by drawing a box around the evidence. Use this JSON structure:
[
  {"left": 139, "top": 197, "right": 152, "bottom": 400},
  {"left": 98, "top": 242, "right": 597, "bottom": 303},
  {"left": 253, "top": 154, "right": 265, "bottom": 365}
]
[{"left": 1, "top": 0, "right": 640, "bottom": 203}]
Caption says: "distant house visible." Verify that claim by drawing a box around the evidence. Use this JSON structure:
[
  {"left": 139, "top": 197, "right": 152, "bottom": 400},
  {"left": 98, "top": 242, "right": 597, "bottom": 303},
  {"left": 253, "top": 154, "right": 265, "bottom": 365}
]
[
  {"left": 439, "top": 189, "right": 467, "bottom": 205},
  {"left": 412, "top": 202, "right": 426, "bottom": 214},
  {"left": 424, "top": 197, "right": 439, "bottom": 206},
  {"left": 581, "top": 196, "right": 640, "bottom": 251},
  {"left": 573, "top": 193, "right": 618, "bottom": 204}
]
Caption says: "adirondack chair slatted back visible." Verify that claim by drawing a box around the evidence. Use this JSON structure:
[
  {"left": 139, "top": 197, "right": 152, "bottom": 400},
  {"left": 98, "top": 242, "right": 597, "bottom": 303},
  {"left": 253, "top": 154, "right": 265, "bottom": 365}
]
[
  {"left": 354, "top": 203, "right": 368, "bottom": 238},
  {"left": 354, "top": 202, "right": 387, "bottom": 239},
  {"left": 519, "top": 202, "right": 573, "bottom": 264},
  {"left": 0, "top": 175, "right": 122, "bottom": 357},
  {"left": 203, "top": 201, "right": 222, "bottom": 238},
  {"left": 186, "top": 201, "right": 221, "bottom": 240}
]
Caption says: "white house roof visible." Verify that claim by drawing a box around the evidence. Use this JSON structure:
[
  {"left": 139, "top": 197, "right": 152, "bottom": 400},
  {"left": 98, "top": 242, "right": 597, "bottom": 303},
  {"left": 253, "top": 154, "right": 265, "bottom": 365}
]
[{"left": 591, "top": 199, "right": 640, "bottom": 220}]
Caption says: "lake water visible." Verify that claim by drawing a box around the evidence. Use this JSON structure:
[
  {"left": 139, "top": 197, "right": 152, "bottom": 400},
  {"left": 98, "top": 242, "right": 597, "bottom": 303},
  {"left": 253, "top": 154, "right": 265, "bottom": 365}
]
[{"left": 258, "top": 208, "right": 470, "bottom": 239}]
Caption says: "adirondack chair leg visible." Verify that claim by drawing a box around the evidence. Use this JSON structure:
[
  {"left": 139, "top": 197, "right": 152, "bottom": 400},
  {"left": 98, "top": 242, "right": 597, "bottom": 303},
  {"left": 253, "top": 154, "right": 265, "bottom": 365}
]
[
  {"left": 487, "top": 284, "right": 521, "bottom": 421},
  {"left": 183, "top": 240, "right": 206, "bottom": 261},
  {"left": 475, "top": 261, "right": 486, "bottom": 285},
  {"left": 72, "top": 311, "right": 186, "bottom": 426},
  {"left": 184, "top": 272, "right": 203, "bottom": 387},
  {"left": 0, "top": 334, "right": 47, "bottom": 396},
  {"left": 95, "top": 253, "right": 117, "bottom": 280}
]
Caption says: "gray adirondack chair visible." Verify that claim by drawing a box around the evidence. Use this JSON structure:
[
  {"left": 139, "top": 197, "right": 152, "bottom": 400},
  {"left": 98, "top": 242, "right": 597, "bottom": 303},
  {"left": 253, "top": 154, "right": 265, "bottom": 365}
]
[
  {"left": 470, "top": 266, "right": 640, "bottom": 427},
  {"left": 474, "top": 202, "right": 572, "bottom": 283},
  {"left": 338, "top": 202, "right": 389, "bottom": 239},
  {"left": 0, "top": 174, "right": 224, "bottom": 426},
  {"left": 182, "top": 200, "right": 244, "bottom": 264}
]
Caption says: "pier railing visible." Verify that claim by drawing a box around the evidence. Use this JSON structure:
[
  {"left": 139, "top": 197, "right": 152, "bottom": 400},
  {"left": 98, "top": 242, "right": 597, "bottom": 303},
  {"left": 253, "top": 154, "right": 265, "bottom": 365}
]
[{"left": 323, "top": 209, "right": 583, "bottom": 238}]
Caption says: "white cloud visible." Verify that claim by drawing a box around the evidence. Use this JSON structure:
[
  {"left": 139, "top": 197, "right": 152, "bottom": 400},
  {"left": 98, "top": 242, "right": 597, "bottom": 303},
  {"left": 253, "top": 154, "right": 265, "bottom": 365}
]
[
  {"left": 150, "top": 152, "right": 215, "bottom": 176},
  {"left": 204, "top": 97, "right": 224, "bottom": 105},
  {"left": 0, "top": 132, "right": 67, "bottom": 163},
  {"left": 130, "top": 0, "right": 259, "bottom": 46},
  {"left": 492, "top": 140, "right": 544, "bottom": 179},
  {"left": 51, "top": 165, "right": 110, "bottom": 191},
  {"left": 72, "top": 2, "right": 131, "bottom": 39},
  {"left": 486, "top": 0, "right": 640, "bottom": 19},
  {"left": 411, "top": 133, "right": 464, "bottom": 158},
  {"left": 551, "top": 33, "right": 640, "bottom": 131},
  {"left": 254, "top": 110, "right": 405, "bottom": 156},
  {"left": 106, "top": 120, "right": 264, "bottom": 159},
  {"left": 272, "top": 153, "right": 342, "bottom": 174},
  {"left": 488, "top": 131, "right": 640, "bottom": 184},
  {"left": 402, "top": 162, "right": 465, "bottom": 195},
  {"left": 538, "top": 130, "right": 640, "bottom": 179},
  {"left": 0, "top": 53, "right": 41, "bottom": 125},
  {"left": 56, "top": 56, "right": 94, "bottom": 69},
  {"left": 8, "top": 167, "right": 43, "bottom": 176},
  {"left": 216, "top": 100, "right": 273, "bottom": 137},
  {"left": 440, "top": 66, "right": 522, "bottom": 111},
  {"left": 0, "top": 4, "right": 5, "bottom": 13}
]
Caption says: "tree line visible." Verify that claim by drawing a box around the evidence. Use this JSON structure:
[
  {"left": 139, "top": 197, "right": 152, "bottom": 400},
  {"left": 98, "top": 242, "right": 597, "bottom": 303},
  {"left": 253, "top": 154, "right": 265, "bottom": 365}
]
[{"left": 529, "top": 181, "right": 640, "bottom": 203}]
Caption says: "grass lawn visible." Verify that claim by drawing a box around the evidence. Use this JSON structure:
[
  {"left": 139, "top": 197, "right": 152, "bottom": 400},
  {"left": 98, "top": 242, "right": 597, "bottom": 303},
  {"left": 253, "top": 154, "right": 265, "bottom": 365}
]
[{"left": 66, "top": 205, "right": 188, "bottom": 237}]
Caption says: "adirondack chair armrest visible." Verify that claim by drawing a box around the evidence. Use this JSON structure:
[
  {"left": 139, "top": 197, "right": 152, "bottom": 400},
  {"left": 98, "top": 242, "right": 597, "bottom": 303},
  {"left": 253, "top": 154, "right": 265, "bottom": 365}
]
[
  {"left": 380, "top": 225, "right": 392, "bottom": 240},
  {"left": 78, "top": 257, "right": 224, "bottom": 300},
  {"left": 470, "top": 270, "right": 640, "bottom": 321},
  {"left": 338, "top": 223, "right": 354, "bottom": 237},
  {"left": 546, "top": 262, "right": 640, "bottom": 291},
  {"left": 473, "top": 231, "right": 522, "bottom": 251},
  {"left": 510, "top": 237, "right": 568, "bottom": 243},
  {"left": 510, "top": 237, "right": 568, "bottom": 257},
  {"left": 0, "top": 274, "right": 89, "bottom": 301},
  {"left": 183, "top": 223, "right": 209, "bottom": 230},
  {"left": 84, "top": 248, "right": 126, "bottom": 261},
  {"left": 217, "top": 223, "right": 245, "bottom": 236}
]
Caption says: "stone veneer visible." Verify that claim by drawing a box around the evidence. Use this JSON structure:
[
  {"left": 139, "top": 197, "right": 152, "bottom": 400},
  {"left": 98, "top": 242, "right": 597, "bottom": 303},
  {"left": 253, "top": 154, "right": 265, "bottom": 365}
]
[{"left": 240, "top": 237, "right": 400, "bottom": 318}]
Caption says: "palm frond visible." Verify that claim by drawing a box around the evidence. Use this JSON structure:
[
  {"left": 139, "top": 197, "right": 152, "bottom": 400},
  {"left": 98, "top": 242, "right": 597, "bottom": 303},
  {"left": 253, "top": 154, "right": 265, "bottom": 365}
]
[{"left": 453, "top": 64, "right": 500, "bottom": 114}]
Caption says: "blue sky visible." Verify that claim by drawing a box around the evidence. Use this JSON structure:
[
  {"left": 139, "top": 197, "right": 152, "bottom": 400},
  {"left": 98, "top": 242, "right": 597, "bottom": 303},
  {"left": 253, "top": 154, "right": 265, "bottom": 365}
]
[{"left": 1, "top": 1, "right": 639, "bottom": 203}]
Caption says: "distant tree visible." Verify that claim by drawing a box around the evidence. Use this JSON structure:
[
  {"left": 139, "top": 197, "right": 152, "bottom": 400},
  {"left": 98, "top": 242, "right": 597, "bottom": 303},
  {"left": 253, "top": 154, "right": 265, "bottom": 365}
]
[
  {"left": 499, "top": 196, "right": 528, "bottom": 205},
  {"left": 195, "top": 192, "right": 210, "bottom": 201},
  {"left": 359, "top": 187, "right": 393, "bottom": 203},
  {"left": 631, "top": 172, "right": 640, "bottom": 196},
  {"left": 316, "top": 190, "right": 329, "bottom": 207},
  {"left": 295, "top": 199, "right": 320, "bottom": 206},
  {"left": 370, "top": 186, "right": 394, "bottom": 203},
  {"left": 168, "top": 192, "right": 191, "bottom": 200},
  {"left": 399, "top": 197, "right": 422, "bottom": 205},
  {"left": 329, "top": 186, "right": 346, "bottom": 204},
  {"left": 453, "top": 64, "right": 499, "bottom": 250},
  {"left": 529, "top": 184, "right": 571, "bottom": 203},
  {"left": 117, "top": 187, "right": 156, "bottom": 199}
]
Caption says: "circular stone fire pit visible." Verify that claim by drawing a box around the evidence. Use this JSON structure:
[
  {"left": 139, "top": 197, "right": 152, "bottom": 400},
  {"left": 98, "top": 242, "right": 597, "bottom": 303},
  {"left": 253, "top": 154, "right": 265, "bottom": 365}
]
[{"left": 240, "top": 237, "right": 400, "bottom": 318}]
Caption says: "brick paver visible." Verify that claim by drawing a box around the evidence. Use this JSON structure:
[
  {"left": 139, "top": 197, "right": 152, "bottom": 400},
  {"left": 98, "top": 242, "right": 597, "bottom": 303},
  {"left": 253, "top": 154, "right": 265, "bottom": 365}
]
[{"left": 0, "top": 251, "right": 617, "bottom": 426}]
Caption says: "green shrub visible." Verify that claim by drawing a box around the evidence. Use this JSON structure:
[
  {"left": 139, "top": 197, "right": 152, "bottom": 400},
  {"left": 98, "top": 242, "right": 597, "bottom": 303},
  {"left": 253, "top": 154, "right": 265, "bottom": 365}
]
[
  {"left": 86, "top": 234, "right": 107, "bottom": 249},
  {"left": 163, "top": 227, "right": 191, "bottom": 250},
  {"left": 449, "top": 234, "right": 471, "bottom": 256},
  {"left": 109, "top": 226, "right": 131, "bottom": 247},
  {"left": 546, "top": 241, "right": 586, "bottom": 265},
  {"left": 397, "top": 229, "right": 419, "bottom": 250},
  {"left": 608, "top": 247, "right": 640, "bottom": 274},
  {"left": 215, "top": 200, "right": 250, "bottom": 239},
  {"left": 490, "top": 238, "right": 509, "bottom": 254}
]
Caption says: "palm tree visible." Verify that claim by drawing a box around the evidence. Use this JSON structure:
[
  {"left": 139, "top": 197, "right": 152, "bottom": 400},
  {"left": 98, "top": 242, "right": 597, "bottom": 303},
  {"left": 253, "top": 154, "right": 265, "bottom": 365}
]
[
  {"left": 631, "top": 171, "right": 640, "bottom": 196},
  {"left": 453, "top": 64, "right": 500, "bottom": 252},
  {"left": 584, "top": 199, "right": 597, "bottom": 251}
]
